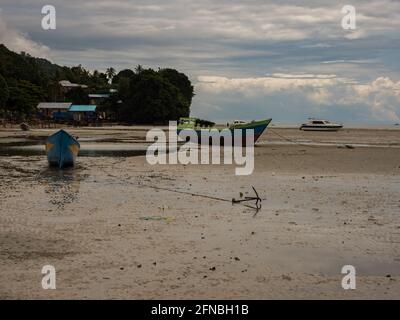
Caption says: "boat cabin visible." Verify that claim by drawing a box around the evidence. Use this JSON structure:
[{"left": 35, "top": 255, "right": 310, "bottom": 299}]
[
  {"left": 310, "top": 120, "right": 330, "bottom": 125},
  {"left": 232, "top": 120, "right": 247, "bottom": 125}
]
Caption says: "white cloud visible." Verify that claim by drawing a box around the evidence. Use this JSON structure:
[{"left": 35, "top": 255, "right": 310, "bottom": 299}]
[
  {"left": 0, "top": 15, "right": 50, "bottom": 58},
  {"left": 1, "top": 0, "right": 400, "bottom": 122},
  {"left": 269, "top": 73, "right": 338, "bottom": 79},
  {"left": 196, "top": 74, "right": 400, "bottom": 122}
]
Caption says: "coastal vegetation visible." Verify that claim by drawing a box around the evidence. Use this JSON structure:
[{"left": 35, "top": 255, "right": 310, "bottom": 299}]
[{"left": 0, "top": 44, "right": 193, "bottom": 124}]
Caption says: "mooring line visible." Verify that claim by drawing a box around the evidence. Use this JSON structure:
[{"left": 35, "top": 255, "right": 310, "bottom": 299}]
[
  {"left": 138, "top": 182, "right": 231, "bottom": 202},
  {"left": 267, "top": 128, "right": 340, "bottom": 148},
  {"left": 138, "top": 182, "right": 262, "bottom": 213}
]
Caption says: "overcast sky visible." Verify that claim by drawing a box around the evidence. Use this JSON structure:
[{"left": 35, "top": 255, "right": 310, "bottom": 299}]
[{"left": 1, "top": 0, "right": 400, "bottom": 123}]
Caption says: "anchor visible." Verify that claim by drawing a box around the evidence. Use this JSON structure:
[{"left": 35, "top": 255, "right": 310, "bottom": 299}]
[{"left": 232, "top": 186, "right": 262, "bottom": 214}]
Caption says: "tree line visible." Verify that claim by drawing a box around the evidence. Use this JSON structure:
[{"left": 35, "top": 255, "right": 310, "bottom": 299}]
[{"left": 0, "top": 44, "right": 193, "bottom": 124}]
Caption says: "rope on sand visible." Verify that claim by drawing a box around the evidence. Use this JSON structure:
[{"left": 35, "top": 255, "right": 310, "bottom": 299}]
[
  {"left": 138, "top": 183, "right": 262, "bottom": 213},
  {"left": 268, "top": 128, "right": 339, "bottom": 148},
  {"left": 139, "top": 182, "right": 231, "bottom": 202}
]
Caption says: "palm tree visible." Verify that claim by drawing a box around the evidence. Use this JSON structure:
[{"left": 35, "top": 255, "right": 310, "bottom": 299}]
[
  {"left": 106, "top": 67, "right": 116, "bottom": 84},
  {"left": 135, "top": 65, "right": 144, "bottom": 74}
]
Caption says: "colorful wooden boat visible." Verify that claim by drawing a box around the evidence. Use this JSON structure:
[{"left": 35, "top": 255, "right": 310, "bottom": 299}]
[
  {"left": 177, "top": 117, "right": 272, "bottom": 145},
  {"left": 45, "top": 129, "right": 80, "bottom": 168}
]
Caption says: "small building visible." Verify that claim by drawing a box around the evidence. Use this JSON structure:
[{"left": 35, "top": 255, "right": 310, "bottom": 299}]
[
  {"left": 58, "top": 80, "right": 88, "bottom": 98},
  {"left": 69, "top": 105, "right": 97, "bottom": 122},
  {"left": 37, "top": 102, "right": 72, "bottom": 118},
  {"left": 59, "top": 80, "right": 88, "bottom": 90},
  {"left": 88, "top": 93, "right": 110, "bottom": 105}
]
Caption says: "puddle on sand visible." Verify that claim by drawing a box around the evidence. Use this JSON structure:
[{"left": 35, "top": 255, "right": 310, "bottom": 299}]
[
  {"left": 266, "top": 246, "right": 400, "bottom": 276},
  {"left": 37, "top": 166, "right": 88, "bottom": 210},
  {"left": 0, "top": 142, "right": 167, "bottom": 157}
]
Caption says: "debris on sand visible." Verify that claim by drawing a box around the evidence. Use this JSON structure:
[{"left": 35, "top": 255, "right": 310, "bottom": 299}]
[
  {"left": 282, "top": 275, "right": 292, "bottom": 281},
  {"left": 338, "top": 144, "right": 355, "bottom": 149},
  {"left": 20, "top": 123, "right": 30, "bottom": 131},
  {"left": 139, "top": 216, "right": 175, "bottom": 223}
]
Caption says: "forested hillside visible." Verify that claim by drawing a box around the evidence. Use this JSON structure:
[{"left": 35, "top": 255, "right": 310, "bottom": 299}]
[{"left": 0, "top": 44, "right": 193, "bottom": 123}]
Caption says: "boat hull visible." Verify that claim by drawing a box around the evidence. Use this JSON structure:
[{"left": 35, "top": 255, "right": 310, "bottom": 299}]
[
  {"left": 46, "top": 130, "right": 80, "bottom": 168},
  {"left": 300, "top": 125, "right": 343, "bottom": 131},
  {"left": 177, "top": 119, "right": 272, "bottom": 145}
]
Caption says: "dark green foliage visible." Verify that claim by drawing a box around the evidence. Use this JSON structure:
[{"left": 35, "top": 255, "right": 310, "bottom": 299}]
[
  {"left": 112, "top": 69, "right": 135, "bottom": 84},
  {"left": 0, "top": 74, "right": 9, "bottom": 111},
  {"left": 65, "top": 87, "right": 89, "bottom": 105},
  {"left": 106, "top": 67, "right": 116, "bottom": 83},
  {"left": 0, "top": 45, "right": 193, "bottom": 123},
  {"left": 6, "top": 80, "right": 45, "bottom": 120},
  {"left": 159, "top": 68, "right": 194, "bottom": 105},
  {"left": 97, "top": 91, "right": 122, "bottom": 121},
  {"left": 106, "top": 67, "right": 191, "bottom": 124}
]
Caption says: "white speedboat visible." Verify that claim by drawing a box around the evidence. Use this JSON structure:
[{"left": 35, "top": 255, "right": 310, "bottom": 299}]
[{"left": 300, "top": 119, "right": 343, "bottom": 131}]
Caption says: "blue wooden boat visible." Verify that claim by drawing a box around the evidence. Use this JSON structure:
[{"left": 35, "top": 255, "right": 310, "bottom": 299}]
[{"left": 45, "top": 129, "right": 80, "bottom": 168}]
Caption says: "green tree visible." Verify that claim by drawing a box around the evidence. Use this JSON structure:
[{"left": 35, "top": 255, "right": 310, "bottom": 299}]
[
  {"left": 159, "top": 68, "right": 194, "bottom": 105},
  {"left": 0, "top": 44, "right": 193, "bottom": 123},
  {"left": 6, "top": 80, "right": 45, "bottom": 120},
  {"left": 65, "top": 87, "right": 89, "bottom": 105},
  {"left": 120, "top": 69, "right": 190, "bottom": 123},
  {"left": 135, "top": 64, "right": 144, "bottom": 74},
  {"left": 98, "top": 92, "right": 121, "bottom": 121},
  {"left": 0, "top": 74, "right": 9, "bottom": 113},
  {"left": 112, "top": 69, "right": 135, "bottom": 85},
  {"left": 106, "top": 67, "right": 116, "bottom": 83},
  {"left": 90, "top": 70, "right": 108, "bottom": 89}
]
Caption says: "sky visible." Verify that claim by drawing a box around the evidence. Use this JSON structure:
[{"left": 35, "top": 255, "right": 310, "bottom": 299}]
[{"left": 1, "top": 0, "right": 400, "bottom": 123}]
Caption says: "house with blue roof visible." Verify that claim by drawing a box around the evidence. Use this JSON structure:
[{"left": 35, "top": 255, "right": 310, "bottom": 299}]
[
  {"left": 69, "top": 105, "right": 97, "bottom": 122},
  {"left": 37, "top": 102, "right": 98, "bottom": 123}
]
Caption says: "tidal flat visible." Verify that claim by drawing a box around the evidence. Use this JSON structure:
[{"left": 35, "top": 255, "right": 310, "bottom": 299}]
[{"left": 0, "top": 126, "right": 399, "bottom": 299}]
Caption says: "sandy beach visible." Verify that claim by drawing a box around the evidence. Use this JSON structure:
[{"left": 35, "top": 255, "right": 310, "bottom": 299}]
[{"left": 0, "top": 125, "right": 399, "bottom": 299}]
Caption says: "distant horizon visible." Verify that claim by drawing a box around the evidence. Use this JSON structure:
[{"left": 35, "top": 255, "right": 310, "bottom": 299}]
[{"left": 209, "top": 120, "right": 400, "bottom": 127}]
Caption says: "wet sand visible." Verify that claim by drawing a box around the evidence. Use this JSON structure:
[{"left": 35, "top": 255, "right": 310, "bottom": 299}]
[{"left": 0, "top": 126, "right": 399, "bottom": 299}]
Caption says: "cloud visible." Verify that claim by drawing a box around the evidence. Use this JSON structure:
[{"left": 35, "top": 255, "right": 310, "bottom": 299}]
[
  {"left": 1, "top": 0, "right": 400, "bottom": 77},
  {"left": 197, "top": 74, "right": 348, "bottom": 96},
  {"left": 0, "top": 14, "right": 50, "bottom": 58},
  {"left": 194, "top": 74, "right": 400, "bottom": 122},
  {"left": 0, "top": 0, "right": 400, "bottom": 122},
  {"left": 269, "top": 73, "right": 338, "bottom": 79}
]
